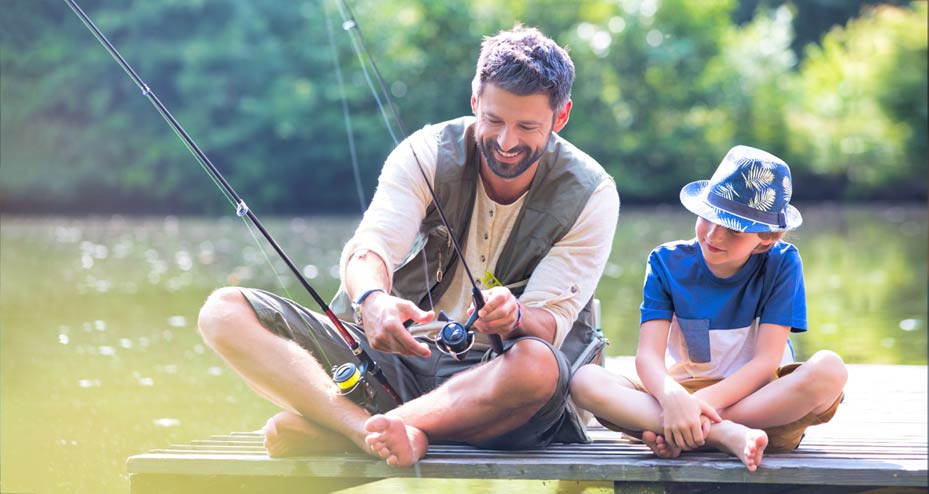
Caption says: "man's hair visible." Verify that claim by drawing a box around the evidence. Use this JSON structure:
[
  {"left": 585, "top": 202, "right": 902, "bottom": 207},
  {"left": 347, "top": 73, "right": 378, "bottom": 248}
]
[{"left": 471, "top": 24, "right": 575, "bottom": 113}]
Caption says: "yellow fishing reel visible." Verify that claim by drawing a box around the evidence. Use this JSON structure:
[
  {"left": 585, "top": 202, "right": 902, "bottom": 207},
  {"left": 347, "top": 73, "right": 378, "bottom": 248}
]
[{"left": 332, "top": 362, "right": 378, "bottom": 412}]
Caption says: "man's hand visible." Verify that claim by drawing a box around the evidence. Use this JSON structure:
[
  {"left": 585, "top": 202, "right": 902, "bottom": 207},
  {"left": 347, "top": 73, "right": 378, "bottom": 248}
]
[
  {"left": 362, "top": 291, "right": 433, "bottom": 357},
  {"left": 659, "top": 388, "right": 722, "bottom": 451},
  {"left": 468, "top": 286, "right": 520, "bottom": 337}
]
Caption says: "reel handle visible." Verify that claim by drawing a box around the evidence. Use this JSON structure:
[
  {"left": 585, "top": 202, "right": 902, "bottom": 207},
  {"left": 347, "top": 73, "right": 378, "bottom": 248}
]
[{"left": 469, "top": 287, "right": 505, "bottom": 355}]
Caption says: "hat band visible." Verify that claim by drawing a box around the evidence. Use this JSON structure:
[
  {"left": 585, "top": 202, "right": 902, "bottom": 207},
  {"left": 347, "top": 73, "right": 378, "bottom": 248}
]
[{"left": 705, "top": 193, "right": 787, "bottom": 228}]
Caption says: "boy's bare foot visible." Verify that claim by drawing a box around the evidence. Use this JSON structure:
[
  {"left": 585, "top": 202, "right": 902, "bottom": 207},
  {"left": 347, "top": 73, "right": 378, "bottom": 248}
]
[
  {"left": 364, "top": 414, "right": 429, "bottom": 467},
  {"left": 262, "top": 411, "right": 356, "bottom": 457},
  {"left": 707, "top": 420, "right": 768, "bottom": 472},
  {"left": 642, "top": 430, "right": 682, "bottom": 458}
]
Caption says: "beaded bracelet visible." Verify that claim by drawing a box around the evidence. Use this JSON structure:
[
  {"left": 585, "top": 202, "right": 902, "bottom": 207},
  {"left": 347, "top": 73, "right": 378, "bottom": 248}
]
[{"left": 512, "top": 300, "right": 522, "bottom": 333}]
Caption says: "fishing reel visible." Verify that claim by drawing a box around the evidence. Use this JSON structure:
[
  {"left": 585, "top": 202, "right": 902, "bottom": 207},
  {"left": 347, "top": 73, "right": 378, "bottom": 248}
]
[
  {"left": 331, "top": 361, "right": 380, "bottom": 413},
  {"left": 430, "top": 310, "right": 478, "bottom": 361}
]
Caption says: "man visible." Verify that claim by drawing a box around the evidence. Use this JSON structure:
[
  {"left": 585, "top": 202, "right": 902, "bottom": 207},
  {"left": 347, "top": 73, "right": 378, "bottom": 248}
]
[{"left": 197, "top": 24, "right": 619, "bottom": 467}]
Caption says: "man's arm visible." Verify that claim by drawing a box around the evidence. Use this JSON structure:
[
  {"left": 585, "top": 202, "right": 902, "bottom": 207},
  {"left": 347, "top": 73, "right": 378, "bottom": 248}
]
[
  {"left": 344, "top": 249, "right": 392, "bottom": 303},
  {"left": 339, "top": 128, "right": 438, "bottom": 356},
  {"left": 511, "top": 179, "right": 619, "bottom": 346},
  {"left": 344, "top": 249, "right": 432, "bottom": 357}
]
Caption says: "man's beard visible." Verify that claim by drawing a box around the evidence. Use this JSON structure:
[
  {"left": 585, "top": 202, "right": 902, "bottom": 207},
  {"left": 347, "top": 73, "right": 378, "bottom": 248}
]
[{"left": 479, "top": 139, "right": 545, "bottom": 179}]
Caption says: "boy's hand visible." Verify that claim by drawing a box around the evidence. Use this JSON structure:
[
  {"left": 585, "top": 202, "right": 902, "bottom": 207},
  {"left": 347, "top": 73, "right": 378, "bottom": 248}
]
[
  {"left": 700, "top": 414, "right": 713, "bottom": 441},
  {"left": 660, "top": 390, "right": 721, "bottom": 450}
]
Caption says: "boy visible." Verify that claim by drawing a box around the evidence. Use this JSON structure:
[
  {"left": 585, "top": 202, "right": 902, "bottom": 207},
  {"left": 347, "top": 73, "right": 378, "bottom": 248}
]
[{"left": 570, "top": 145, "right": 846, "bottom": 471}]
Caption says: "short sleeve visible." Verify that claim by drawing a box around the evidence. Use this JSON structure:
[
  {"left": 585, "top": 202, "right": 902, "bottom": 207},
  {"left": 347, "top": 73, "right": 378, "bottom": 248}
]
[
  {"left": 640, "top": 249, "right": 674, "bottom": 324},
  {"left": 760, "top": 246, "right": 807, "bottom": 332}
]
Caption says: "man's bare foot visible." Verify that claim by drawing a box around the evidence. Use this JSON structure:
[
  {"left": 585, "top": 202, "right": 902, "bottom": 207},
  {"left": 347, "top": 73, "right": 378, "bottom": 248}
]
[
  {"left": 642, "top": 430, "right": 681, "bottom": 459},
  {"left": 364, "top": 414, "right": 429, "bottom": 467},
  {"left": 263, "top": 411, "right": 356, "bottom": 457},
  {"left": 707, "top": 420, "right": 768, "bottom": 472}
]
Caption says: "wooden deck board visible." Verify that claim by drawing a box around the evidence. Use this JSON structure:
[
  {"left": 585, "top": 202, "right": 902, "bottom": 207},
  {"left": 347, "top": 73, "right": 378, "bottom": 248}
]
[{"left": 127, "top": 360, "right": 928, "bottom": 493}]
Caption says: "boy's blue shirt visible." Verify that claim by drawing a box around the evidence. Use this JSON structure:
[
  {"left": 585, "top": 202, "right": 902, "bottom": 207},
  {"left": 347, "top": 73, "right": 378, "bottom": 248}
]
[{"left": 640, "top": 239, "right": 807, "bottom": 380}]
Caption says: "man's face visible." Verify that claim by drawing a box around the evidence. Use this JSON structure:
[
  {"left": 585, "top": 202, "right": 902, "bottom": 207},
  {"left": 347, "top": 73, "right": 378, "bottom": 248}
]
[{"left": 471, "top": 84, "right": 570, "bottom": 179}]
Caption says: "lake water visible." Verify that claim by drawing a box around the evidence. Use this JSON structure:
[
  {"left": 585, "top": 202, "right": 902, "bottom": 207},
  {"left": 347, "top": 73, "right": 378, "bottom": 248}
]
[{"left": 1, "top": 204, "right": 925, "bottom": 493}]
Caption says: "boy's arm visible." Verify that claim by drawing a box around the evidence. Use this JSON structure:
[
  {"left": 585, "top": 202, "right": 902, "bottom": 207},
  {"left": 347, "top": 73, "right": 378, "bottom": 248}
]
[
  {"left": 637, "top": 320, "right": 721, "bottom": 450},
  {"left": 692, "top": 323, "right": 790, "bottom": 411}
]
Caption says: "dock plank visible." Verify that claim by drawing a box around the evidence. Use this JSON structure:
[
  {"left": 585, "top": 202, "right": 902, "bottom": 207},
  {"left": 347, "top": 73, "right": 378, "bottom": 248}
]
[{"left": 127, "top": 361, "right": 928, "bottom": 493}]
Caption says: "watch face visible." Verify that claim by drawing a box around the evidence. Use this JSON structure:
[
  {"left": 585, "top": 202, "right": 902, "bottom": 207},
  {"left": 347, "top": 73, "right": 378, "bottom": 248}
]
[
  {"left": 351, "top": 289, "right": 384, "bottom": 327},
  {"left": 352, "top": 303, "right": 363, "bottom": 325}
]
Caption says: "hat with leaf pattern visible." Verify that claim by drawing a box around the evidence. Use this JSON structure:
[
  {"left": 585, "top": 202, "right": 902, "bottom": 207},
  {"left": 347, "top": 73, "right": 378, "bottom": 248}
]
[{"left": 680, "top": 145, "right": 802, "bottom": 233}]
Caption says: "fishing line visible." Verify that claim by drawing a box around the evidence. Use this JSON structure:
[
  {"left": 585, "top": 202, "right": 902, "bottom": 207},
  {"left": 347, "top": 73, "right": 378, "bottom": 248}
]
[
  {"left": 321, "top": 1, "right": 439, "bottom": 320},
  {"left": 333, "top": 0, "right": 504, "bottom": 354},
  {"left": 64, "top": 0, "right": 402, "bottom": 405},
  {"left": 322, "top": 2, "right": 367, "bottom": 212},
  {"left": 324, "top": 0, "right": 438, "bottom": 314},
  {"left": 334, "top": 1, "right": 401, "bottom": 145}
]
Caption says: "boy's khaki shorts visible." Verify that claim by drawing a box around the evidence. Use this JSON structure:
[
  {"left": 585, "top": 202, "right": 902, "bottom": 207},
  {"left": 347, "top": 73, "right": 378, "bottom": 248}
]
[{"left": 599, "top": 363, "right": 843, "bottom": 452}]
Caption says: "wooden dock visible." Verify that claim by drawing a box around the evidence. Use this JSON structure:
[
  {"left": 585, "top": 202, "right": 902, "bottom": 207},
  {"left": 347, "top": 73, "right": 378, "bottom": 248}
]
[{"left": 127, "top": 359, "right": 928, "bottom": 493}]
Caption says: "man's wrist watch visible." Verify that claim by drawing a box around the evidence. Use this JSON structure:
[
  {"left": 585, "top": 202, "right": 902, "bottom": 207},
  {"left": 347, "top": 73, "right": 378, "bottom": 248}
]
[{"left": 352, "top": 288, "right": 385, "bottom": 326}]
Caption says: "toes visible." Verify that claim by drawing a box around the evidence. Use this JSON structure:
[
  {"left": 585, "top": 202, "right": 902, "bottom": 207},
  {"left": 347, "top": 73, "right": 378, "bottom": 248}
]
[
  {"left": 364, "top": 414, "right": 389, "bottom": 433},
  {"left": 372, "top": 444, "right": 389, "bottom": 459}
]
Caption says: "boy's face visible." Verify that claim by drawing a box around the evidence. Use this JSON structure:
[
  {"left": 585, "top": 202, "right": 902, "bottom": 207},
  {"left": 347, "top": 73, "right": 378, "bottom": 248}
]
[{"left": 695, "top": 217, "right": 774, "bottom": 277}]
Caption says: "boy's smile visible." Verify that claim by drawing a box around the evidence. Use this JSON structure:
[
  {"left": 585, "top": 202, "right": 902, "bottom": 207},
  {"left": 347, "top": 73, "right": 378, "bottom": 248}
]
[{"left": 704, "top": 241, "right": 725, "bottom": 254}]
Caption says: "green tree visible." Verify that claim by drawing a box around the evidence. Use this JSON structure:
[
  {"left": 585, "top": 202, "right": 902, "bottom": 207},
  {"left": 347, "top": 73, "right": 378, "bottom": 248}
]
[
  {"left": 561, "top": 0, "right": 740, "bottom": 201},
  {"left": 1, "top": 0, "right": 925, "bottom": 214},
  {"left": 787, "top": 3, "right": 927, "bottom": 198},
  {"left": 733, "top": 0, "right": 913, "bottom": 57}
]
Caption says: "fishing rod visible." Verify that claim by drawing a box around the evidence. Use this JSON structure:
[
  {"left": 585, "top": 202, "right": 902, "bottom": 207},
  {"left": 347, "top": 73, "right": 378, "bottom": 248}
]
[
  {"left": 63, "top": 0, "right": 402, "bottom": 407},
  {"left": 334, "top": 0, "right": 506, "bottom": 357}
]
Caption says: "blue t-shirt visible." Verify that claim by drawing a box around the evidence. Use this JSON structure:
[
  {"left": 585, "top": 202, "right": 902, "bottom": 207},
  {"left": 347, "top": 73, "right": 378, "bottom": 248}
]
[{"left": 640, "top": 239, "right": 806, "bottom": 380}]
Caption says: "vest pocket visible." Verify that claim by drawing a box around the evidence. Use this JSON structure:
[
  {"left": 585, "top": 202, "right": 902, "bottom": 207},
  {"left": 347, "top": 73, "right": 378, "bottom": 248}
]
[{"left": 677, "top": 317, "right": 712, "bottom": 363}]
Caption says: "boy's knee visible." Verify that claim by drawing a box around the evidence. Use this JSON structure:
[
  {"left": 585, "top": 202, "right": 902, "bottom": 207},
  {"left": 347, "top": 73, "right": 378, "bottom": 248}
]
[
  {"left": 570, "top": 364, "right": 604, "bottom": 395},
  {"left": 811, "top": 350, "right": 847, "bottom": 380},
  {"left": 803, "top": 350, "right": 848, "bottom": 393},
  {"left": 569, "top": 364, "right": 608, "bottom": 408}
]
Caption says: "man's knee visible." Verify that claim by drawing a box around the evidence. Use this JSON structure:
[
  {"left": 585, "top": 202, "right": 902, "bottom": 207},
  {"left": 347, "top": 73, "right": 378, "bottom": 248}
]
[
  {"left": 197, "top": 286, "right": 252, "bottom": 346},
  {"left": 499, "top": 338, "right": 561, "bottom": 404}
]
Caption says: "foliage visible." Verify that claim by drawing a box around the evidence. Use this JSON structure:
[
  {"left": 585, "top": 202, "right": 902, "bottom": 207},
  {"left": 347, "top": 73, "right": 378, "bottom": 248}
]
[
  {"left": 787, "top": 2, "right": 928, "bottom": 198},
  {"left": 733, "top": 0, "right": 913, "bottom": 57},
  {"left": 0, "top": 0, "right": 925, "bottom": 214}
]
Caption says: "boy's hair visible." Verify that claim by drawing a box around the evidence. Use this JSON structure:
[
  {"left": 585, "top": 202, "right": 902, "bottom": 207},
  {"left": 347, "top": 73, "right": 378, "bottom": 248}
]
[
  {"left": 755, "top": 231, "right": 786, "bottom": 253},
  {"left": 471, "top": 24, "right": 574, "bottom": 113}
]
